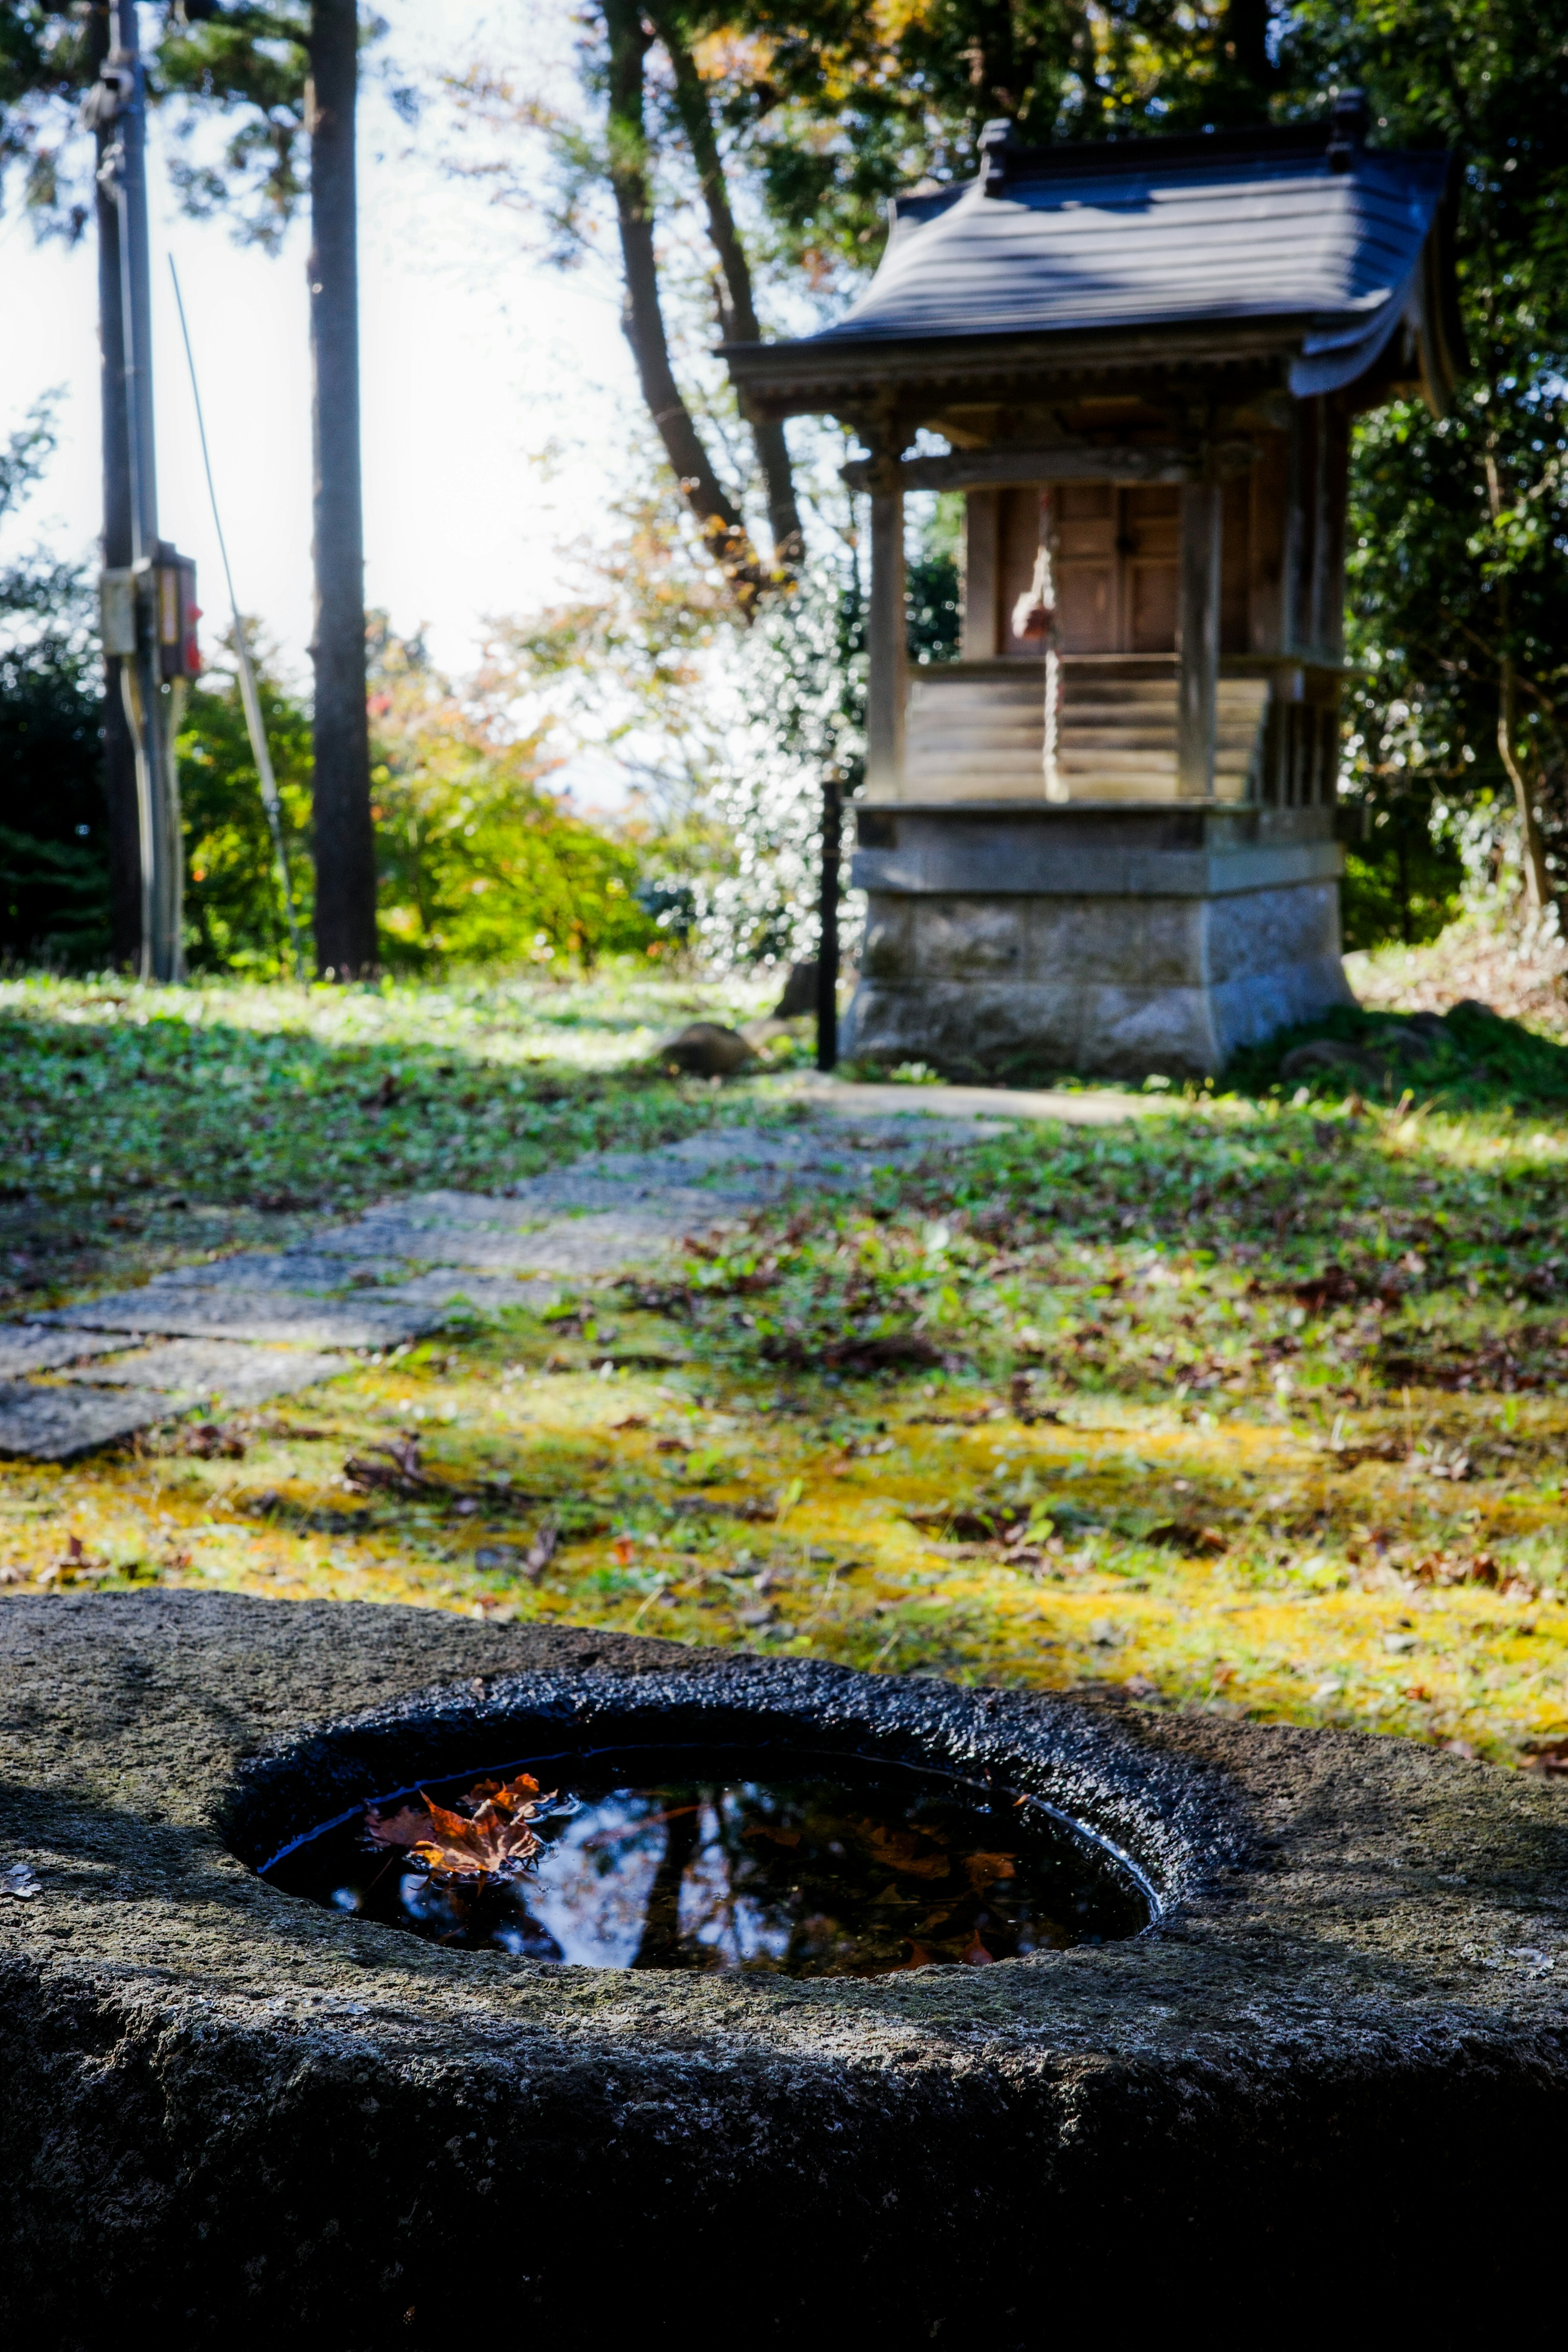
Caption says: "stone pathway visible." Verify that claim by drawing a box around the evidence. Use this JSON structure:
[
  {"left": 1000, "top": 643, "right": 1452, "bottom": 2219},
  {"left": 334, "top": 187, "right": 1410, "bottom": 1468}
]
[{"left": 0, "top": 1080, "right": 1160, "bottom": 1460}]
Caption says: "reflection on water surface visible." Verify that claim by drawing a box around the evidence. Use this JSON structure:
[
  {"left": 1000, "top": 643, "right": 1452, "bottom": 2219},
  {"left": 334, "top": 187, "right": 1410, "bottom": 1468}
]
[{"left": 262, "top": 1746, "right": 1148, "bottom": 1976}]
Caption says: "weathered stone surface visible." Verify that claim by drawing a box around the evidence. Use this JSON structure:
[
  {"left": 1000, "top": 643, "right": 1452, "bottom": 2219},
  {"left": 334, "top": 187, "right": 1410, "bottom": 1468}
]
[
  {"left": 147, "top": 1252, "right": 412, "bottom": 1294},
  {"left": 410, "top": 1209, "right": 696, "bottom": 1276},
  {"left": 846, "top": 800, "right": 1355, "bottom": 1077},
  {"left": 0, "top": 1327, "right": 124, "bottom": 1379},
  {"left": 62, "top": 1339, "right": 350, "bottom": 1406},
  {"left": 851, "top": 880, "right": 1353, "bottom": 1077},
  {"left": 0, "top": 1593, "right": 1564, "bottom": 2336},
  {"left": 0, "top": 1380, "right": 178, "bottom": 1459},
  {"left": 374, "top": 1272, "right": 564, "bottom": 1315},
  {"left": 38, "top": 1287, "right": 439, "bottom": 1348}
]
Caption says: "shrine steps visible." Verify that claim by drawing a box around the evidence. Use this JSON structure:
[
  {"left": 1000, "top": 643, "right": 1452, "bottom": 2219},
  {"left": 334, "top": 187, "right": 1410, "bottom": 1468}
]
[{"left": 902, "top": 658, "right": 1271, "bottom": 803}]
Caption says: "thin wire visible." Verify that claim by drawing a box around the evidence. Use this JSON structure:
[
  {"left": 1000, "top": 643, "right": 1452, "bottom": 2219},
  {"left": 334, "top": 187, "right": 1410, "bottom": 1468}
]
[{"left": 167, "top": 252, "right": 306, "bottom": 982}]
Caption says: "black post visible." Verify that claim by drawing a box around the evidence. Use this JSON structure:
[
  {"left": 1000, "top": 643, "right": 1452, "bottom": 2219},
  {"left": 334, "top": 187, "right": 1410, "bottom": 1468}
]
[{"left": 816, "top": 769, "right": 842, "bottom": 1072}]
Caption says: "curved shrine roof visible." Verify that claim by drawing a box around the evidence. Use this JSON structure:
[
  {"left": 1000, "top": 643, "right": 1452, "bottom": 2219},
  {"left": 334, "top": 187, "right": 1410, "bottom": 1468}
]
[{"left": 728, "top": 122, "right": 1458, "bottom": 411}]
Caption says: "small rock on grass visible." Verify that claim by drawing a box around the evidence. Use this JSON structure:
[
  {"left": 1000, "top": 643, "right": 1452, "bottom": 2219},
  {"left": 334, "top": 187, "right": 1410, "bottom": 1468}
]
[{"left": 655, "top": 1025, "right": 755, "bottom": 1078}]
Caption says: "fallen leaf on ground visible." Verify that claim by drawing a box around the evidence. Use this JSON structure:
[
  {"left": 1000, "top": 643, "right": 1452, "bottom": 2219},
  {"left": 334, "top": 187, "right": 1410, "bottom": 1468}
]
[
  {"left": 343, "top": 1434, "right": 428, "bottom": 1493},
  {"left": 182, "top": 1422, "right": 245, "bottom": 1461},
  {"left": 523, "top": 1519, "right": 559, "bottom": 1581}
]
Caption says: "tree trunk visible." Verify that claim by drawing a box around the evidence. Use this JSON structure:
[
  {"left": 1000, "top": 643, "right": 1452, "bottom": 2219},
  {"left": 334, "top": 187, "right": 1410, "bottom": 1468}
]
[
  {"left": 655, "top": 9, "right": 801, "bottom": 572},
  {"left": 602, "top": 0, "right": 765, "bottom": 614},
  {"left": 1498, "top": 654, "right": 1551, "bottom": 915},
  {"left": 91, "top": 0, "right": 140, "bottom": 970},
  {"left": 307, "top": 0, "right": 376, "bottom": 978},
  {"left": 1485, "top": 450, "right": 1552, "bottom": 915}
]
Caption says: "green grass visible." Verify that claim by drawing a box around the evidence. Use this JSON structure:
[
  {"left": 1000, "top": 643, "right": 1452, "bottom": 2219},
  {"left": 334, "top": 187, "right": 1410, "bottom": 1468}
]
[
  {"left": 0, "top": 966, "right": 780, "bottom": 1212},
  {"left": 3, "top": 966, "right": 1566, "bottom": 1772}
]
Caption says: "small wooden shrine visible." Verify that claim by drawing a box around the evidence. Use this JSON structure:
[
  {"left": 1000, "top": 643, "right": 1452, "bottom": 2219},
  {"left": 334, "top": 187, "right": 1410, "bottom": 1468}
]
[{"left": 727, "top": 96, "right": 1461, "bottom": 1076}]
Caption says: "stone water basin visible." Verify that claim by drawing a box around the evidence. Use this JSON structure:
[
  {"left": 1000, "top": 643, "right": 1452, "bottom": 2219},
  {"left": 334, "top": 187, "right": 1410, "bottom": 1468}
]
[{"left": 1, "top": 1594, "right": 1565, "bottom": 2341}]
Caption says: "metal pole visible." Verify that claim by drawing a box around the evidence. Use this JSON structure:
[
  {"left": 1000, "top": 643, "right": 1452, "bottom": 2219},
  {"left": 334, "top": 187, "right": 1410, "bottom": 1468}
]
[
  {"left": 102, "top": 0, "right": 181, "bottom": 981},
  {"left": 169, "top": 256, "right": 305, "bottom": 981},
  {"left": 816, "top": 768, "right": 842, "bottom": 1073}
]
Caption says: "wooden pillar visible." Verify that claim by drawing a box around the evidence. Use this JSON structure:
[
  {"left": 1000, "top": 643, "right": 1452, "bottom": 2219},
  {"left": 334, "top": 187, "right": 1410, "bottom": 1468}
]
[
  {"left": 1308, "top": 396, "right": 1350, "bottom": 660},
  {"left": 1176, "top": 478, "right": 1222, "bottom": 798},
  {"left": 865, "top": 472, "right": 906, "bottom": 800}
]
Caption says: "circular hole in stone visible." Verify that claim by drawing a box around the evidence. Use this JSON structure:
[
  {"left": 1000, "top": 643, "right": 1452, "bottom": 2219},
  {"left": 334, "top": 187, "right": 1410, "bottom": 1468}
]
[{"left": 260, "top": 1742, "right": 1150, "bottom": 1975}]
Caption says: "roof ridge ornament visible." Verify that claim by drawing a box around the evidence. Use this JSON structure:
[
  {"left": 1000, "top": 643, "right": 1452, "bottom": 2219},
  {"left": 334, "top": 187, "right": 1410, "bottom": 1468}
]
[
  {"left": 1327, "top": 88, "right": 1368, "bottom": 174},
  {"left": 978, "top": 118, "right": 1017, "bottom": 198}
]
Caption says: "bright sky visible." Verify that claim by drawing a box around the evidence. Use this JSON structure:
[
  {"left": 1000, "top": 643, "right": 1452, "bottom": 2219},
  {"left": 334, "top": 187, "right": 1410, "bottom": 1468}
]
[{"left": 0, "top": 0, "right": 645, "bottom": 795}]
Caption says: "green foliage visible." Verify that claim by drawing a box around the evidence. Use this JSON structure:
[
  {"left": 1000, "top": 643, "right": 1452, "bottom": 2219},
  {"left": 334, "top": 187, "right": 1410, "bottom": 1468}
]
[
  {"left": 906, "top": 492, "right": 962, "bottom": 668},
  {"left": 367, "top": 627, "right": 654, "bottom": 973},
  {"left": 1290, "top": 0, "right": 1568, "bottom": 904},
  {"left": 177, "top": 637, "right": 314, "bottom": 976},
  {"left": 1226, "top": 998, "right": 1568, "bottom": 1111},
  {"left": 1340, "top": 815, "right": 1463, "bottom": 952},
  {"left": 0, "top": 398, "right": 110, "bottom": 967},
  {"left": 154, "top": 2, "right": 313, "bottom": 250},
  {"left": 0, "top": 0, "right": 99, "bottom": 240}
]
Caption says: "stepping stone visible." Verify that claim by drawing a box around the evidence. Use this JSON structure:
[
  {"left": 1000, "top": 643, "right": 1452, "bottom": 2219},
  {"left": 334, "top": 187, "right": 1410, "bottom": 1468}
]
[
  {"left": 498, "top": 1176, "right": 753, "bottom": 1217},
  {"left": 38, "top": 1289, "right": 439, "bottom": 1349},
  {"left": 472, "top": 1212, "right": 696, "bottom": 1277},
  {"left": 392, "top": 1191, "right": 549, "bottom": 1228},
  {"left": 0, "top": 1327, "right": 126, "bottom": 1379},
  {"left": 62, "top": 1339, "right": 350, "bottom": 1407},
  {"left": 147, "top": 1254, "right": 409, "bottom": 1295},
  {"left": 376, "top": 1274, "right": 563, "bottom": 1315},
  {"left": 0, "top": 1381, "right": 181, "bottom": 1462}
]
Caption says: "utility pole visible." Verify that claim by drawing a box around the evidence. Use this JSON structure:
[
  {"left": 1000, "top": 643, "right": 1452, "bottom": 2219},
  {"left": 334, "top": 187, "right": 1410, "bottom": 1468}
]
[
  {"left": 89, "top": 0, "right": 141, "bottom": 969},
  {"left": 90, "top": 0, "right": 196, "bottom": 984}
]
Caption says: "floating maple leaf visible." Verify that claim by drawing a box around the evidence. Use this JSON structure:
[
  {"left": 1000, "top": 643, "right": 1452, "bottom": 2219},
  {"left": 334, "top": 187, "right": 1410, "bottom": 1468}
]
[{"left": 364, "top": 1771, "right": 550, "bottom": 1884}]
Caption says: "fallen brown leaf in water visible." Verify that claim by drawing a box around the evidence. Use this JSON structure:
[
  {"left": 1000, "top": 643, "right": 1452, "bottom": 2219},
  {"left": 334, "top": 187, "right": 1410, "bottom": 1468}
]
[
  {"left": 962, "top": 1851, "right": 1018, "bottom": 1892},
  {"left": 862, "top": 1823, "right": 951, "bottom": 1879},
  {"left": 365, "top": 1771, "right": 548, "bottom": 1883}
]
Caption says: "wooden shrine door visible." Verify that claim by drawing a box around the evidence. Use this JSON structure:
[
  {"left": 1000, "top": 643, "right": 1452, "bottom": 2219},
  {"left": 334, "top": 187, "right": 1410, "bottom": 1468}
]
[{"left": 997, "top": 482, "right": 1181, "bottom": 655}]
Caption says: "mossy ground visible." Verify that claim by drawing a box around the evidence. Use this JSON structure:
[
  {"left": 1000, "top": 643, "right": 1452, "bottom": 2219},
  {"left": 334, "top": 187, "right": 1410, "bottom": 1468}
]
[{"left": 2, "top": 961, "right": 1566, "bottom": 1770}]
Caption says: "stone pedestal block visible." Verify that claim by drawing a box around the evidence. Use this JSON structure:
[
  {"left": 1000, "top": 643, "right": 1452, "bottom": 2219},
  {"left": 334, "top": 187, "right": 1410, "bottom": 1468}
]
[{"left": 846, "top": 801, "right": 1353, "bottom": 1078}]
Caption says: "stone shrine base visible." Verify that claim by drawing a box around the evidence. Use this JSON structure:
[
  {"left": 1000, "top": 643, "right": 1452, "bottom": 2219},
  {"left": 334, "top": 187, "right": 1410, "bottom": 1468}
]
[{"left": 846, "top": 801, "right": 1354, "bottom": 1079}]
